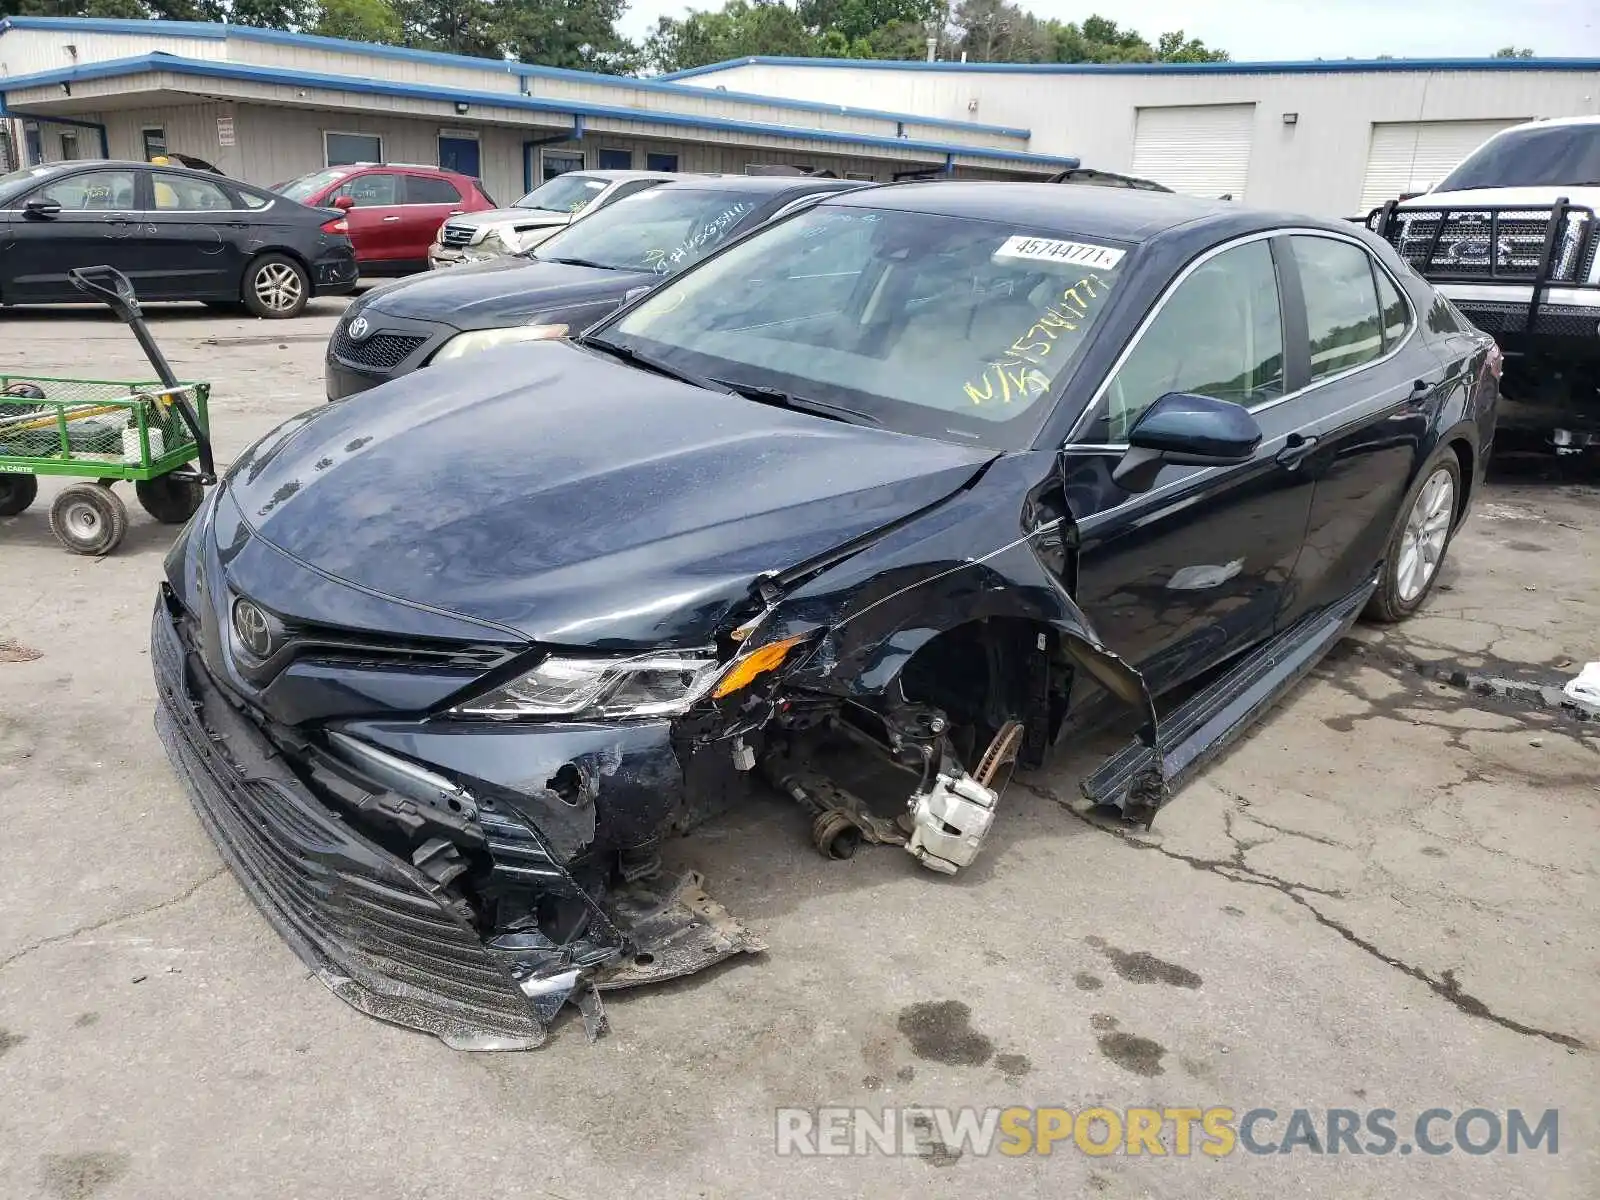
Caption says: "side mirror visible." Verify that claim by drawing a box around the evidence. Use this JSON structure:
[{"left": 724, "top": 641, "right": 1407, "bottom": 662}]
[
  {"left": 1111, "top": 392, "right": 1263, "bottom": 493},
  {"left": 24, "top": 198, "right": 62, "bottom": 219},
  {"left": 333, "top": 195, "right": 355, "bottom": 211}
]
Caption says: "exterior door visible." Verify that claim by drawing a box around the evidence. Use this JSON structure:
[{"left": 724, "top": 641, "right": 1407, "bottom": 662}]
[
  {"left": 4, "top": 167, "right": 141, "bottom": 302},
  {"left": 437, "top": 136, "right": 479, "bottom": 178},
  {"left": 140, "top": 169, "right": 248, "bottom": 300},
  {"left": 1063, "top": 237, "right": 1317, "bottom": 697},
  {"left": 330, "top": 170, "right": 404, "bottom": 267},
  {"left": 399, "top": 173, "right": 465, "bottom": 265},
  {"left": 1276, "top": 233, "right": 1437, "bottom": 620}
]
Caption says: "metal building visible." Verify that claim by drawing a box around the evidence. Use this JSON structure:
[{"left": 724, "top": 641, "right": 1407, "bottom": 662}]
[
  {"left": 663, "top": 56, "right": 1600, "bottom": 217},
  {"left": 0, "top": 17, "right": 1075, "bottom": 204}
]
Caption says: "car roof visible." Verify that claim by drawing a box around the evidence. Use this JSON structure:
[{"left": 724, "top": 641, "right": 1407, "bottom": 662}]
[
  {"left": 567, "top": 170, "right": 682, "bottom": 182},
  {"left": 648, "top": 175, "right": 862, "bottom": 195},
  {"left": 24, "top": 158, "right": 226, "bottom": 183},
  {"left": 822, "top": 181, "right": 1336, "bottom": 245}
]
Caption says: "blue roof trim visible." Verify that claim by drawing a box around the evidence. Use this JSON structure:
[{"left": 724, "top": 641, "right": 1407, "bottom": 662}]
[
  {"left": 661, "top": 53, "right": 1600, "bottom": 79},
  {"left": 0, "top": 53, "right": 1078, "bottom": 170},
  {"left": 0, "top": 15, "right": 1031, "bottom": 140}
]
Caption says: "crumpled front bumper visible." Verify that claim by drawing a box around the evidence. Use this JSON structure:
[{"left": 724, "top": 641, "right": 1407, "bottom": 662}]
[{"left": 152, "top": 597, "right": 551, "bottom": 1049}]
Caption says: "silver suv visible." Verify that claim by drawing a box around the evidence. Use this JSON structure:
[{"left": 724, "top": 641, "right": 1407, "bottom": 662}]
[{"left": 428, "top": 170, "right": 678, "bottom": 268}]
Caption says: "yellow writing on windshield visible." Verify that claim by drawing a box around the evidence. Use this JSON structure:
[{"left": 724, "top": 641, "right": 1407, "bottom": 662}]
[{"left": 962, "top": 273, "right": 1113, "bottom": 406}]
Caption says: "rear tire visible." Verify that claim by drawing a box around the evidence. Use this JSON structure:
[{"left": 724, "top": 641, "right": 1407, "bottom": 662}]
[
  {"left": 1363, "top": 451, "right": 1461, "bottom": 624},
  {"left": 136, "top": 474, "right": 205, "bottom": 524},
  {"left": 49, "top": 484, "right": 129, "bottom": 556},
  {"left": 0, "top": 474, "right": 38, "bottom": 517},
  {"left": 242, "top": 254, "right": 310, "bottom": 319}
]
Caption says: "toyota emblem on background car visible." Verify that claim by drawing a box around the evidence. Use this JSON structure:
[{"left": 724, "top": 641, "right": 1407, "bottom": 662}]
[
  {"left": 347, "top": 316, "right": 370, "bottom": 340},
  {"left": 231, "top": 598, "right": 274, "bottom": 658}
]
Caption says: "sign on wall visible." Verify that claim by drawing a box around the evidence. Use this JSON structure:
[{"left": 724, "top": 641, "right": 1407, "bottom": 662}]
[{"left": 217, "top": 116, "right": 235, "bottom": 147}]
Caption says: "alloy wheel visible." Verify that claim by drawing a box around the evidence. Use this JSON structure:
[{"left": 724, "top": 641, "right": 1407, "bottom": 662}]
[
  {"left": 253, "top": 262, "right": 304, "bottom": 313},
  {"left": 1395, "top": 467, "right": 1454, "bottom": 603}
]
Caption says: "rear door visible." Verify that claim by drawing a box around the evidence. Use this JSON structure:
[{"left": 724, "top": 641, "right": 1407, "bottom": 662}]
[
  {"left": 400, "top": 173, "right": 465, "bottom": 265},
  {"left": 1063, "top": 236, "right": 1317, "bottom": 696},
  {"left": 330, "top": 170, "right": 404, "bottom": 267},
  {"left": 4, "top": 167, "right": 142, "bottom": 302},
  {"left": 140, "top": 169, "right": 248, "bottom": 300},
  {"left": 1275, "top": 233, "right": 1443, "bottom": 619}
]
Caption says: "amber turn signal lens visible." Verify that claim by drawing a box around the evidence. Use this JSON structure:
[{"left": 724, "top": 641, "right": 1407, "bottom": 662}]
[{"left": 711, "top": 634, "right": 806, "bottom": 700}]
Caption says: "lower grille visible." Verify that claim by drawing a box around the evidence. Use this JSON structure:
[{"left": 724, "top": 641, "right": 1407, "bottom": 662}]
[
  {"left": 440, "top": 222, "right": 476, "bottom": 248},
  {"left": 331, "top": 328, "right": 427, "bottom": 370},
  {"left": 151, "top": 600, "right": 545, "bottom": 1050},
  {"left": 1453, "top": 300, "right": 1600, "bottom": 339}
]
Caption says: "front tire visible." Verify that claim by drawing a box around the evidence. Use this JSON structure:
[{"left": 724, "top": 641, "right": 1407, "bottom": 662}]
[
  {"left": 136, "top": 474, "right": 205, "bottom": 524},
  {"left": 0, "top": 474, "right": 38, "bottom": 517},
  {"left": 49, "top": 484, "right": 129, "bottom": 556},
  {"left": 1364, "top": 452, "right": 1461, "bottom": 624},
  {"left": 242, "top": 254, "right": 310, "bottom": 319}
]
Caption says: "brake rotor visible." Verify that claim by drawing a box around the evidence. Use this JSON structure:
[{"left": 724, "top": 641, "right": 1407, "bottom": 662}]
[{"left": 974, "top": 720, "right": 1025, "bottom": 791}]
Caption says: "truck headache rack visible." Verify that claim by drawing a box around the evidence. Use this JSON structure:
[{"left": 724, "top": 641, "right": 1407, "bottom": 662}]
[{"left": 1368, "top": 198, "right": 1598, "bottom": 336}]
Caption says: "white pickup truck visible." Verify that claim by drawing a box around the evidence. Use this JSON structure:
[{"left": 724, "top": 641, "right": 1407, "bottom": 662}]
[{"left": 1369, "top": 116, "right": 1600, "bottom": 455}]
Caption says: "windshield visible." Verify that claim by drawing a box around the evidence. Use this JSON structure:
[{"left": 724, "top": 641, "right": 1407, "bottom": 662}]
[
  {"left": 1436, "top": 124, "right": 1600, "bottom": 191},
  {"left": 537, "top": 187, "right": 767, "bottom": 274},
  {"left": 514, "top": 174, "right": 608, "bottom": 213},
  {"left": 276, "top": 167, "right": 351, "bottom": 202},
  {"left": 595, "top": 204, "right": 1127, "bottom": 449},
  {"left": 0, "top": 165, "right": 56, "bottom": 205}
]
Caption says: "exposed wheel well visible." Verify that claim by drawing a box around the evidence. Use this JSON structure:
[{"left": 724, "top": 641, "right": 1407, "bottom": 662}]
[{"left": 1446, "top": 437, "right": 1474, "bottom": 525}]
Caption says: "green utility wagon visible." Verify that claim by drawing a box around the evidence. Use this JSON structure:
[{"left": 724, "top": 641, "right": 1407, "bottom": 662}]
[{"left": 0, "top": 266, "right": 217, "bottom": 556}]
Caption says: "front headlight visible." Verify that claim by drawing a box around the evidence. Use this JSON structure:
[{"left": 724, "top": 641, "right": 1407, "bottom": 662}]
[
  {"left": 432, "top": 323, "right": 569, "bottom": 363},
  {"left": 451, "top": 650, "right": 722, "bottom": 719}
]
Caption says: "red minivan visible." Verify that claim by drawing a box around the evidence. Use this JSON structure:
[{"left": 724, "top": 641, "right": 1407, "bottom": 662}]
[{"left": 273, "top": 164, "right": 495, "bottom": 275}]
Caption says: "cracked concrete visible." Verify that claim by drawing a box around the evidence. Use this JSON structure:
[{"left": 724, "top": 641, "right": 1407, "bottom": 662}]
[{"left": 2, "top": 309, "right": 1598, "bottom": 1198}]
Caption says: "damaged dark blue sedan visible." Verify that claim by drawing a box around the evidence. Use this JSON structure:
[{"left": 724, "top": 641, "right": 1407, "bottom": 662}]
[{"left": 152, "top": 183, "right": 1499, "bottom": 1049}]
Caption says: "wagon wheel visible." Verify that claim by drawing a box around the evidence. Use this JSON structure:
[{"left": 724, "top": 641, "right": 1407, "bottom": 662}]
[
  {"left": 0, "top": 473, "right": 39, "bottom": 517},
  {"left": 48, "top": 484, "right": 129, "bottom": 556},
  {"left": 136, "top": 473, "right": 205, "bottom": 524}
]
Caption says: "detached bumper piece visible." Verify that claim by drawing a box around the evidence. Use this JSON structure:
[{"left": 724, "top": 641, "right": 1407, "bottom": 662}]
[
  {"left": 1082, "top": 578, "right": 1375, "bottom": 824},
  {"left": 152, "top": 606, "right": 548, "bottom": 1050}
]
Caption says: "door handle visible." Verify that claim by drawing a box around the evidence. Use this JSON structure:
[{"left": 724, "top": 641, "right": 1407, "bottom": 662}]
[
  {"left": 1407, "top": 376, "right": 1443, "bottom": 406},
  {"left": 1275, "top": 432, "right": 1320, "bottom": 468},
  {"left": 382, "top": 215, "right": 402, "bottom": 222}
]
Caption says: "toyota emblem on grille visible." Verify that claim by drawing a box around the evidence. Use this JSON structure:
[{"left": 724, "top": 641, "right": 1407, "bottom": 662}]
[
  {"left": 232, "top": 599, "right": 275, "bottom": 658},
  {"left": 347, "top": 316, "right": 370, "bottom": 340}
]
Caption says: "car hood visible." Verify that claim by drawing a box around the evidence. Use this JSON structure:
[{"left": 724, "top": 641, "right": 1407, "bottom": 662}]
[
  {"left": 361, "top": 258, "right": 650, "bottom": 325},
  {"left": 222, "top": 341, "right": 996, "bottom": 648},
  {"left": 459, "top": 207, "right": 576, "bottom": 231}
]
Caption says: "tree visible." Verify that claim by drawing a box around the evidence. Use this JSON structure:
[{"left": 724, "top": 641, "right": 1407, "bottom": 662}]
[
  {"left": 644, "top": 1, "right": 817, "bottom": 74},
  {"left": 496, "top": 0, "right": 637, "bottom": 72},
  {"left": 1155, "top": 29, "right": 1228, "bottom": 63},
  {"left": 1492, "top": 46, "right": 1535, "bottom": 57},
  {"left": 311, "top": 0, "right": 402, "bottom": 43}
]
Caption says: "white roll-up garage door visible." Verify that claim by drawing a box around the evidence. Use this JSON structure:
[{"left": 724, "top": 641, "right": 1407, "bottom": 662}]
[
  {"left": 1359, "top": 120, "right": 1526, "bottom": 210},
  {"left": 1131, "top": 105, "right": 1256, "bottom": 199}
]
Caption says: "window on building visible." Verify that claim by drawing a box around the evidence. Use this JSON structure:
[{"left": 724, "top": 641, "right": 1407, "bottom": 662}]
[
  {"left": 325, "top": 131, "right": 382, "bottom": 167},
  {"left": 35, "top": 169, "right": 137, "bottom": 211},
  {"left": 331, "top": 172, "right": 400, "bottom": 206},
  {"left": 151, "top": 171, "right": 232, "bottom": 211},
  {"left": 646, "top": 152, "right": 679, "bottom": 173},
  {"left": 541, "top": 150, "right": 585, "bottom": 183},
  {"left": 1093, "top": 239, "right": 1284, "bottom": 442},
  {"left": 59, "top": 130, "right": 81, "bottom": 160},
  {"left": 142, "top": 126, "right": 166, "bottom": 161},
  {"left": 1292, "top": 236, "right": 1385, "bottom": 381},
  {"left": 598, "top": 148, "right": 633, "bottom": 170},
  {"left": 406, "top": 175, "right": 462, "bottom": 205}
]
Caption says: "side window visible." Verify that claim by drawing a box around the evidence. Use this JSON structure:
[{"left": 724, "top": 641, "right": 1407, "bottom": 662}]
[
  {"left": 1373, "top": 266, "right": 1412, "bottom": 349},
  {"left": 151, "top": 171, "right": 231, "bottom": 211},
  {"left": 237, "top": 188, "right": 273, "bottom": 210},
  {"left": 1292, "top": 235, "right": 1385, "bottom": 380},
  {"left": 406, "top": 175, "right": 461, "bottom": 205},
  {"left": 333, "top": 173, "right": 399, "bottom": 207},
  {"left": 1093, "top": 240, "right": 1284, "bottom": 442},
  {"left": 35, "top": 169, "right": 137, "bottom": 211}
]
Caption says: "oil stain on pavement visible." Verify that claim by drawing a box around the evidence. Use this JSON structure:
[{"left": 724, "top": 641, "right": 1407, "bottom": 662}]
[
  {"left": 41, "top": 1151, "right": 130, "bottom": 1200},
  {"left": 896, "top": 1000, "right": 994, "bottom": 1066}
]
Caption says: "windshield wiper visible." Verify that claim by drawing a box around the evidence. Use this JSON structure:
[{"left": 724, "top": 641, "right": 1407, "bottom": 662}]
[
  {"left": 710, "top": 378, "right": 880, "bottom": 427},
  {"left": 577, "top": 337, "right": 729, "bottom": 393},
  {"left": 540, "top": 256, "right": 617, "bottom": 271}
]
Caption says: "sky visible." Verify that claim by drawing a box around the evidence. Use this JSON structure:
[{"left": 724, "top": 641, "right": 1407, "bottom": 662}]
[{"left": 616, "top": 0, "right": 1600, "bottom": 60}]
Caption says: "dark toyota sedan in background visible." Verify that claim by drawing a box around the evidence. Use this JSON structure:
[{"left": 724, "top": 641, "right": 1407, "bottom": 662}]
[
  {"left": 156, "top": 184, "right": 1497, "bottom": 1048},
  {"left": 324, "top": 174, "right": 863, "bottom": 399},
  {"left": 0, "top": 161, "right": 356, "bottom": 318}
]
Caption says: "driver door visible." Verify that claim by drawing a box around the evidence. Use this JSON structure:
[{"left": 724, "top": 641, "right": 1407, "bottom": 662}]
[
  {"left": 1061, "top": 236, "right": 1317, "bottom": 697},
  {"left": 4, "top": 167, "right": 142, "bottom": 302}
]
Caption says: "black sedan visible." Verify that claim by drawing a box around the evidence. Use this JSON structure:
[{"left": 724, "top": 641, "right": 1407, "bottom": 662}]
[
  {"left": 152, "top": 184, "right": 1497, "bottom": 1048},
  {"left": 324, "top": 174, "right": 863, "bottom": 399},
  {"left": 0, "top": 160, "right": 356, "bottom": 318}
]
